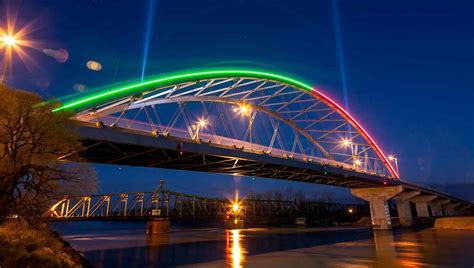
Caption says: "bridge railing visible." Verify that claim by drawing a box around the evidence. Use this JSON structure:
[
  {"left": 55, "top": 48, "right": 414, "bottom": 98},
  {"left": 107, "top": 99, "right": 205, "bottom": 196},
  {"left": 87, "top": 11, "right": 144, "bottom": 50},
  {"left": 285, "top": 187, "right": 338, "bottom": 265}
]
[{"left": 96, "top": 116, "right": 367, "bottom": 174}]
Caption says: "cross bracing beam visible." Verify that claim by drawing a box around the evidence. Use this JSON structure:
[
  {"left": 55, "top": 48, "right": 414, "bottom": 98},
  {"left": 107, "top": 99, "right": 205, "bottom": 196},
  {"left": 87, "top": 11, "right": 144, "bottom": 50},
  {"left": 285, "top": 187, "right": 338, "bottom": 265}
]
[{"left": 96, "top": 95, "right": 335, "bottom": 161}]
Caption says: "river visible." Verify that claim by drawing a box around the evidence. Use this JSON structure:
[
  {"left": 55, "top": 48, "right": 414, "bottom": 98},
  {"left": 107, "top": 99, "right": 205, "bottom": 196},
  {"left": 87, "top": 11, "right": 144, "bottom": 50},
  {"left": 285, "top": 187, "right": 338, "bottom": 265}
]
[{"left": 51, "top": 221, "right": 474, "bottom": 267}]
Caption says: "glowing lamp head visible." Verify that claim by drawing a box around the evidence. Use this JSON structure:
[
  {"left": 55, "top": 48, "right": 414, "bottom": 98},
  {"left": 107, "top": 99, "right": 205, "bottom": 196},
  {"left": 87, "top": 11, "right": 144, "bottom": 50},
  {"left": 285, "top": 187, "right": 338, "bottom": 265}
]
[
  {"left": 388, "top": 155, "right": 395, "bottom": 161},
  {"left": 2, "top": 35, "right": 16, "bottom": 46},
  {"left": 197, "top": 119, "right": 207, "bottom": 128},
  {"left": 234, "top": 103, "right": 251, "bottom": 116},
  {"left": 233, "top": 203, "right": 239, "bottom": 212},
  {"left": 355, "top": 159, "right": 362, "bottom": 166},
  {"left": 341, "top": 138, "right": 351, "bottom": 147},
  {"left": 348, "top": 208, "right": 353, "bottom": 213}
]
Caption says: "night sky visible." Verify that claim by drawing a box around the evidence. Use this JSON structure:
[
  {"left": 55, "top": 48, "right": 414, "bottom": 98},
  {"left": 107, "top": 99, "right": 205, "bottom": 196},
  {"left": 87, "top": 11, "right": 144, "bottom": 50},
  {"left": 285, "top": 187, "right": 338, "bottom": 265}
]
[{"left": 2, "top": 0, "right": 473, "bottom": 200}]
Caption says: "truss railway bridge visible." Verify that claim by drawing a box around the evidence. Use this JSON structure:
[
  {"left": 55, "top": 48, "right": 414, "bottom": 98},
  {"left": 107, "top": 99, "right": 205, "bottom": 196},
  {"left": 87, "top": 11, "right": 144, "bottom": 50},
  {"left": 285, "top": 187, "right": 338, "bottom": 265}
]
[
  {"left": 47, "top": 68, "right": 473, "bottom": 230},
  {"left": 44, "top": 190, "right": 368, "bottom": 225}
]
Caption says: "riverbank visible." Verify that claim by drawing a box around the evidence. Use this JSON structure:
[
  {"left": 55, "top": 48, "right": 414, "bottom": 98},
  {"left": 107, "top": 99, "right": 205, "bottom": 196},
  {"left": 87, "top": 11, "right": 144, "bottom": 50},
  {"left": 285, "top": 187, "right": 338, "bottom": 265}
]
[
  {"left": 0, "top": 220, "right": 91, "bottom": 267},
  {"left": 435, "top": 216, "right": 474, "bottom": 230}
]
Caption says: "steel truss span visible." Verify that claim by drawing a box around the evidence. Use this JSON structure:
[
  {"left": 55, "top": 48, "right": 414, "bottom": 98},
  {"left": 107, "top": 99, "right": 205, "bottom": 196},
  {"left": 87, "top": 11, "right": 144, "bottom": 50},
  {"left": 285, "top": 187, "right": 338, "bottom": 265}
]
[
  {"left": 43, "top": 190, "right": 369, "bottom": 220},
  {"left": 54, "top": 69, "right": 398, "bottom": 179}
]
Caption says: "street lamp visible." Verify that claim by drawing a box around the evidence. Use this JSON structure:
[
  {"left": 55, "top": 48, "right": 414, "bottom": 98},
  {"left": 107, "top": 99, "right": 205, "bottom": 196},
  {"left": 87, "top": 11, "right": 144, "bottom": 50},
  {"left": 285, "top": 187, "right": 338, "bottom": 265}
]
[
  {"left": 193, "top": 118, "right": 208, "bottom": 140},
  {"left": 234, "top": 103, "right": 254, "bottom": 149},
  {"left": 197, "top": 119, "right": 207, "bottom": 128},
  {"left": 388, "top": 154, "right": 399, "bottom": 176},
  {"left": 340, "top": 138, "right": 351, "bottom": 148},
  {"left": 233, "top": 103, "right": 251, "bottom": 116},
  {"left": 232, "top": 203, "right": 240, "bottom": 213}
]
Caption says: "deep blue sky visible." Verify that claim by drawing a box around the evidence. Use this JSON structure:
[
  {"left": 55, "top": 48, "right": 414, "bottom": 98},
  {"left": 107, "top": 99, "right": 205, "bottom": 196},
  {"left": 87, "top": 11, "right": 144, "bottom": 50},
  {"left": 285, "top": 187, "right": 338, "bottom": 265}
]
[{"left": 3, "top": 0, "right": 474, "bottom": 200}]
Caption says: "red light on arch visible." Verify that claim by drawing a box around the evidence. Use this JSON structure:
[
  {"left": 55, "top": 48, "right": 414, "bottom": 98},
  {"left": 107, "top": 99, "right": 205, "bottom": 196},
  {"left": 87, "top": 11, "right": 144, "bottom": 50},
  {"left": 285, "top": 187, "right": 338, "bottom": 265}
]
[{"left": 309, "top": 88, "right": 399, "bottom": 179}]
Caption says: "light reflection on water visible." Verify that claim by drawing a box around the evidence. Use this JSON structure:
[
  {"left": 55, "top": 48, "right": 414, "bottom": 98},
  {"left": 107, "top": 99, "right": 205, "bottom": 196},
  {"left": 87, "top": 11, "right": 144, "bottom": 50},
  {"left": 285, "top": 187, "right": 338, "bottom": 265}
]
[{"left": 226, "top": 229, "right": 246, "bottom": 268}]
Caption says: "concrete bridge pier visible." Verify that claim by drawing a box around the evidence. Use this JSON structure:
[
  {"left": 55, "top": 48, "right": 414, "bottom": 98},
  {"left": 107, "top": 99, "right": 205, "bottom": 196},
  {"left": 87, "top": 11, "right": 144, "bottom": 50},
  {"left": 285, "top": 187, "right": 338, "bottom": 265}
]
[
  {"left": 411, "top": 195, "right": 437, "bottom": 218},
  {"left": 443, "top": 203, "right": 461, "bottom": 216},
  {"left": 146, "top": 218, "right": 170, "bottom": 234},
  {"left": 459, "top": 205, "right": 472, "bottom": 214},
  {"left": 393, "top": 191, "right": 420, "bottom": 227},
  {"left": 351, "top": 186, "right": 403, "bottom": 230},
  {"left": 429, "top": 199, "right": 451, "bottom": 217}
]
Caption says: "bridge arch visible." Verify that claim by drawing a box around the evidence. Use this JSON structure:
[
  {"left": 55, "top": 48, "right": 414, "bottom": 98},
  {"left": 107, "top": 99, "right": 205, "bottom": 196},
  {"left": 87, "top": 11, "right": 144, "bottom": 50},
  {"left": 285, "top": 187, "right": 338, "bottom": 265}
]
[{"left": 53, "top": 69, "right": 399, "bottom": 179}]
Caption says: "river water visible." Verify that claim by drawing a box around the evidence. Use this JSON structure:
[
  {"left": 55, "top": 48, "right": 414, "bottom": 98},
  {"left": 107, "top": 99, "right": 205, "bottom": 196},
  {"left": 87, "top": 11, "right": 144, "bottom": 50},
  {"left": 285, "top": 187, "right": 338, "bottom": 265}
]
[{"left": 51, "top": 221, "right": 474, "bottom": 267}]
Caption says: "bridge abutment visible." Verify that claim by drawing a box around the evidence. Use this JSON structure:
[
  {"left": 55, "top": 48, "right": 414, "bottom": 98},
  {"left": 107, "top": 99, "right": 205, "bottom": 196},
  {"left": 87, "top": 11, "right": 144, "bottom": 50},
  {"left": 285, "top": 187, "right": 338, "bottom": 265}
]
[
  {"left": 351, "top": 186, "right": 403, "bottom": 230},
  {"left": 393, "top": 191, "right": 420, "bottom": 227}
]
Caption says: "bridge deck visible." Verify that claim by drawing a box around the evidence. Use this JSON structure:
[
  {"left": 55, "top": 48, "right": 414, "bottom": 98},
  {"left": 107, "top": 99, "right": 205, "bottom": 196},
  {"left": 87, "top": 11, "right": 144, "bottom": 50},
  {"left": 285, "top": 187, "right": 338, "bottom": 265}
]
[
  {"left": 64, "top": 122, "right": 394, "bottom": 188},
  {"left": 61, "top": 122, "right": 471, "bottom": 206}
]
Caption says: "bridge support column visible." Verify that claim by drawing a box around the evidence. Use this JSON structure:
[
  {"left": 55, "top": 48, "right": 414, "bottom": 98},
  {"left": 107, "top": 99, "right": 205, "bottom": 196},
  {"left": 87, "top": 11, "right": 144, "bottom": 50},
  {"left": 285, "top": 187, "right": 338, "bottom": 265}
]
[
  {"left": 411, "top": 195, "right": 437, "bottom": 218},
  {"left": 351, "top": 186, "right": 403, "bottom": 230},
  {"left": 146, "top": 218, "right": 170, "bottom": 234},
  {"left": 443, "top": 203, "right": 461, "bottom": 216},
  {"left": 415, "top": 203, "right": 430, "bottom": 217},
  {"left": 429, "top": 205, "right": 442, "bottom": 217},
  {"left": 393, "top": 191, "right": 420, "bottom": 227},
  {"left": 429, "top": 199, "right": 450, "bottom": 217},
  {"left": 459, "top": 205, "right": 472, "bottom": 215}
]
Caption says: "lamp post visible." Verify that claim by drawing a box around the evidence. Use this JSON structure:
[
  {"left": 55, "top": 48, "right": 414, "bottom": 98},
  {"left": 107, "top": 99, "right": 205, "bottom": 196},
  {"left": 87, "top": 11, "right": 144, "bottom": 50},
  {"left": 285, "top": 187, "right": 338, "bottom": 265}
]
[
  {"left": 388, "top": 155, "right": 399, "bottom": 176},
  {"left": 193, "top": 118, "right": 208, "bottom": 141},
  {"left": 234, "top": 103, "right": 253, "bottom": 149}
]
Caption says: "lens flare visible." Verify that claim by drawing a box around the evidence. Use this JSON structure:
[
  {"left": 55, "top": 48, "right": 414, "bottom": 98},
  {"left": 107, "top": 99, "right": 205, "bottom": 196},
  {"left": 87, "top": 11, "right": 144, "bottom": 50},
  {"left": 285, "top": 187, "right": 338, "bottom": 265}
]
[
  {"left": 2, "top": 35, "right": 16, "bottom": 46},
  {"left": 73, "top": 83, "right": 88, "bottom": 92},
  {"left": 0, "top": 7, "right": 42, "bottom": 81},
  {"left": 43, "top": 48, "right": 69, "bottom": 63},
  {"left": 87, "top": 60, "right": 102, "bottom": 71}
]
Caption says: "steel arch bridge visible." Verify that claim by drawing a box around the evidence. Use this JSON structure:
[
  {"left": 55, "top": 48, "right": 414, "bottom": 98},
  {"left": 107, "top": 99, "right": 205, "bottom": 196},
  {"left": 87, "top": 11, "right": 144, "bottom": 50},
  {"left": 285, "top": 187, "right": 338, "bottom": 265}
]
[
  {"left": 53, "top": 69, "right": 399, "bottom": 184},
  {"left": 46, "top": 69, "right": 473, "bottom": 229}
]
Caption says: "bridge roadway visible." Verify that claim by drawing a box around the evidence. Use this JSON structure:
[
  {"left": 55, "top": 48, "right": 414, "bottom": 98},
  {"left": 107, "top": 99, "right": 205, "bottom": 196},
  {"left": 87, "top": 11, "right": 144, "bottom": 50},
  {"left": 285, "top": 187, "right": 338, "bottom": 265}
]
[{"left": 60, "top": 122, "right": 473, "bottom": 229}]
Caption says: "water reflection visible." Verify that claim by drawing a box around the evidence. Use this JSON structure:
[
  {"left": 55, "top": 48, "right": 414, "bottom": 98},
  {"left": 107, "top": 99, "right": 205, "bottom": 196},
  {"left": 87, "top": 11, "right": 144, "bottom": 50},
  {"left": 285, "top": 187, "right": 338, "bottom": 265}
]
[
  {"left": 146, "top": 233, "right": 170, "bottom": 265},
  {"left": 373, "top": 230, "right": 398, "bottom": 266},
  {"left": 226, "top": 229, "right": 247, "bottom": 268},
  {"left": 52, "top": 221, "right": 474, "bottom": 267},
  {"left": 374, "top": 229, "right": 460, "bottom": 267}
]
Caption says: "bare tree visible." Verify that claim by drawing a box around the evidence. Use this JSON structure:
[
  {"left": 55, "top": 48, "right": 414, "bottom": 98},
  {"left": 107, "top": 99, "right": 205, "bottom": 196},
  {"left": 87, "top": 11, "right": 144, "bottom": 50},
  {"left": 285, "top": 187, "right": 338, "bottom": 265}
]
[
  {"left": 273, "top": 191, "right": 284, "bottom": 201},
  {"left": 0, "top": 85, "right": 97, "bottom": 224},
  {"left": 315, "top": 191, "right": 335, "bottom": 203},
  {"left": 294, "top": 190, "right": 306, "bottom": 204},
  {"left": 262, "top": 191, "right": 273, "bottom": 200}
]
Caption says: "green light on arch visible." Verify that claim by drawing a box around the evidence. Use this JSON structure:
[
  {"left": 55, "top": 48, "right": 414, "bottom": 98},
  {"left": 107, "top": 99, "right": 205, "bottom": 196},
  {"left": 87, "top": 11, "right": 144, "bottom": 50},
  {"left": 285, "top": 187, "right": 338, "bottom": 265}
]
[{"left": 52, "top": 69, "right": 314, "bottom": 112}]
